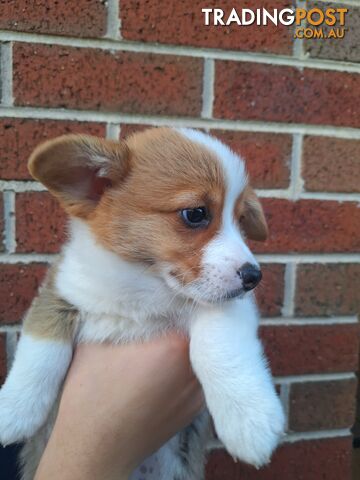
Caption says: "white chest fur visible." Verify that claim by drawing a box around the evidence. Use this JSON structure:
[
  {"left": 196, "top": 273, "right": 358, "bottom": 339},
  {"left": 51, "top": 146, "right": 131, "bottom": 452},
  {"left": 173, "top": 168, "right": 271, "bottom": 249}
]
[{"left": 55, "top": 219, "right": 194, "bottom": 343}]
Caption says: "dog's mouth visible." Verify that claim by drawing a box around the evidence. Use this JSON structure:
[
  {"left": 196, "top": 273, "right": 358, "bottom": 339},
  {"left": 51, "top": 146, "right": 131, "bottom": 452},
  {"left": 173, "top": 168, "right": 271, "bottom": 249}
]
[
  {"left": 222, "top": 287, "right": 245, "bottom": 301},
  {"left": 161, "top": 266, "right": 248, "bottom": 305},
  {"left": 188, "top": 287, "right": 246, "bottom": 306}
]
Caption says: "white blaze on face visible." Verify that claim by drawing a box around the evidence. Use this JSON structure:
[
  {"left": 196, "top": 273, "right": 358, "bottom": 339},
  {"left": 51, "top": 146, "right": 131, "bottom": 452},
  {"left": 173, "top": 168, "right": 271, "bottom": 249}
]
[{"left": 178, "top": 128, "right": 258, "bottom": 302}]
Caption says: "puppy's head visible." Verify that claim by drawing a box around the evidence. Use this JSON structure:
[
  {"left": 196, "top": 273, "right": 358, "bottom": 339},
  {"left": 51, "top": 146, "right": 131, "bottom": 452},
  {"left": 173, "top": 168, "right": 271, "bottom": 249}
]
[{"left": 29, "top": 128, "right": 267, "bottom": 304}]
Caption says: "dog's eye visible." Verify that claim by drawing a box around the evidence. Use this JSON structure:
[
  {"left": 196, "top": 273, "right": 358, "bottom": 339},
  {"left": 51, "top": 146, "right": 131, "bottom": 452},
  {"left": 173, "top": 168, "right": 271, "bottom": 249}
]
[{"left": 180, "top": 207, "right": 209, "bottom": 228}]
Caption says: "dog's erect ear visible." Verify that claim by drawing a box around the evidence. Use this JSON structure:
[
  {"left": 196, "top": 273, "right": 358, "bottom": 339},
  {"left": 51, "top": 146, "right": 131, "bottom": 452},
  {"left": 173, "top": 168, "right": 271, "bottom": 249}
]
[
  {"left": 28, "top": 134, "right": 130, "bottom": 218},
  {"left": 242, "top": 186, "right": 268, "bottom": 241}
]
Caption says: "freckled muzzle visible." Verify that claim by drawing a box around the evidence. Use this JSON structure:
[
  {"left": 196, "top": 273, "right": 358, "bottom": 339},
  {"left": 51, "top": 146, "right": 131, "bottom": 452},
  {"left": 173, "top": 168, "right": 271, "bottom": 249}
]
[{"left": 237, "top": 263, "right": 262, "bottom": 292}]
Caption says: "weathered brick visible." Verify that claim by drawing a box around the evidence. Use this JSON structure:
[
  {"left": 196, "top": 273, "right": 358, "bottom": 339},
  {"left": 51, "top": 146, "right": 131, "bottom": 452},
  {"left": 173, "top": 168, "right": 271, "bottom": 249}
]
[
  {"left": 16, "top": 193, "right": 66, "bottom": 254},
  {"left": 261, "top": 324, "right": 359, "bottom": 376},
  {"left": 256, "top": 264, "right": 285, "bottom": 317},
  {"left": 0, "top": 119, "right": 106, "bottom": 181},
  {"left": 214, "top": 62, "right": 360, "bottom": 128},
  {"left": 302, "top": 136, "right": 360, "bottom": 193},
  {"left": 121, "top": 0, "right": 293, "bottom": 55},
  {"left": 305, "top": 2, "right": 360, "bottom": 63},
  {"left": 0, "top": 334, "right": 6, "bottom": 385},
  {"left": 249, "top": 199, "right": 360, "bottom": 253},
  {"left": 295, "top": 264, "right": 360, "bottom": 317},
  {"left": 13, "top": 43, "right": 203, "bottom": 116},
  {"left": 205, "top": 437, "right": 352, "bottom": 479},
  {"left": 211, "top": 131, "right": 291, "bottom": 189},
  {"left": 0, "top": 0, "right": 107, "bottom": 38},
  {"left": 289, "top": 379, "right": 357, "bottom": 432},
  {"left": 0, "top": 193, "right": 4, "bottom": 251},
  {"left": 0, "top": 264, "right": 47, "bottom": 324}
]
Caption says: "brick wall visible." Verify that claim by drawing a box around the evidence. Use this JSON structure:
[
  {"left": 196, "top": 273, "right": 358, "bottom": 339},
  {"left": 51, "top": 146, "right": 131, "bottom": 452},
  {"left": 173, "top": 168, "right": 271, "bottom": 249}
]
[{"left": 0, "top": 1, "right": 359, "bottom": 479}]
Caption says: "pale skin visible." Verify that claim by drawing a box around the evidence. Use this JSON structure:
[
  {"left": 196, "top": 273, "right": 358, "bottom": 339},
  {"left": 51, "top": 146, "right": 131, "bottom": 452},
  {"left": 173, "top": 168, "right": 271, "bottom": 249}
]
[{"left": 34, "top": 335, "right": 204, "bottom": 480}]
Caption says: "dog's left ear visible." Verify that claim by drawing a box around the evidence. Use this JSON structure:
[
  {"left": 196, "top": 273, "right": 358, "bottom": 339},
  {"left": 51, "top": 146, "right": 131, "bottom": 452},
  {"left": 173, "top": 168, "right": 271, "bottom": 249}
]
[
  {"left": 28, "top": 134, "right": 130, "bottom": 218},
  {"left": 242, "top": 186, "right": 268, "bottom": 241}
]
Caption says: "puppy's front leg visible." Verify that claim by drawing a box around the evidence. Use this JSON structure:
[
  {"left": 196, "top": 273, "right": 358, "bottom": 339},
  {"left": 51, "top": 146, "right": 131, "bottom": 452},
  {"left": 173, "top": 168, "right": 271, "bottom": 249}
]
[
  {"left": 0, "top": 333, "right": 72, "bottom": 446},
  {"left": 0, "top": 284, "right": 76, "bottom": 446},
  {"left": 190, "top": 296, "right": 285, "bottom": 468}
]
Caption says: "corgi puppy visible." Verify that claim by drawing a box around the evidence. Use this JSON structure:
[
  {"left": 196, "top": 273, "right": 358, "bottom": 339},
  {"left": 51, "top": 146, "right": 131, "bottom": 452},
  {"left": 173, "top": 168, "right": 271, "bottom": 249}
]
[{"left": 0, "top": 127, "right": 285, "bottom": 480}]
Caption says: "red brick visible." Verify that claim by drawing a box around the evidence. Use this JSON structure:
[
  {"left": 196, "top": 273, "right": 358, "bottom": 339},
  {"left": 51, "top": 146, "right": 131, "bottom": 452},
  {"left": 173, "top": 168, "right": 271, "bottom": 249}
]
[
  {"left": 211, "top": 130, "right": 291, "bottom": 189},
  {"left": 295, "top": 264, "right": 360, "bottom": 317},
  {"left": 206, "top": 437, "right": 352, "bottom": 479},
  {"left": 13, "top": 43, "right": 203, "bottom": 116},
  {"left": 256, "top": 264, "right": 285, "bottom": 317},
  {"left": 0, "top": 119, "right": 106, "bottom": 181},
  {"left": 0, "top": 263, "right": 47, "bottom": 324},
  {"left": 303, "top": 136, "right": 360, "bottom": 193},
  {"left": 305, "top": 2, "right": 360, "bottom": 63},
  {"left": 16, "top": 193, "right": 66, "bottom": 254},
  {"left": 289, "top": 379, "right": 357, "bottom": 432},
  {"left": 0, "top": 334, "right": 6, "bottom": 385},
  {"left": 0, "top": 0, "right": 106, "bottom": 38},
  {"left": 121, "top": 0, "right": 293, "bottom": 55},
  {"left": 249, "top": 199, "right": 360, "bottom": 254},
  {"left": 214, "top": 62, "right": 360, "bottom": 128},
  {"left": 261, "top": 324, "right": 359, "bottom": 376},
  {"left": 0, "top": 193, "right": 4, "bottom": 251}
]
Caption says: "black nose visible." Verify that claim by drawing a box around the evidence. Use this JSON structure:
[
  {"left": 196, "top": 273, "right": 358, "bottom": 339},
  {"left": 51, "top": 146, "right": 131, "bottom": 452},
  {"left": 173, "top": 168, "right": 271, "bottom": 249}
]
[{"left": 237, "top": 263, "right": 262, "bottom": 292}]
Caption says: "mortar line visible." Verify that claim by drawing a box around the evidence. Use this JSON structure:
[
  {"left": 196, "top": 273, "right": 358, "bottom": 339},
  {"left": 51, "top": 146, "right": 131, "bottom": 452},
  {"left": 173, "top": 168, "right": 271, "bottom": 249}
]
[
  {"left": 106, "top": 123, "right": 121, "bottom": 139},
  {"left": 280, "top": 383, "right": 290, "bottom": 431},
  {"left": 284, "top": 428, "right": 351, "bottom": 443},
  {"left": 0, "top": 42, "right": 13, "bottom": 106},
  {"left": 261, "top": 316, "right": 359, "bottom": 325},
  {"left": 1, "top": 180, "right": 359, "bottom": 202},
  {"left": 1, "top": 107, "right": 360, "bottom": 139},
  {"left": 313, "top": 0, "right": 360, "bottom": 6},
  {"left": 2, "top": 30, "right": 360, "bottom": 73},
  {"left": 274, "top": 372, "right": 356, "bottom": 384},
  {"left": 290, "top": 133, "right": 304, "bottom": 199},
  {"left": 201, "top": 58, "right": 215, "bottom": 119},
  {"left": 281, "top": 262, "right": 297, "bottom": 317},
  {"left": 0, "top": 252, "right": 358, "bottom": 264},
  {"left": 299, "top": 191, "right": 360, "bottom": 201},
  {"left": 257, "top": 190, "right": 360, "bottom": 201},
  {"left": 0, "top": 253, "right": 57, "bottom": 263},
  {"left": 293, "top": 0, "right": 306, "bottom": 60},
  {"left": 0, "top": 181, "right": 46, "bottom": 192},
  {"left": 207, "top": 427, "right": 351, "bottom": 450},
  {"left": 5, "top": 330, "right": 18, "bottom": 369},
  {"left": 256, "top": 253, "right": 360, "bottom": 263},
  {"left": 3, "top": 190, "right": 16, "bottom": 253},
  {"left": 106, "top": 0, "right": 121, "bottom": 40},
  {"left": 0, "top": 325, "right": 21, "bottom": 333}
]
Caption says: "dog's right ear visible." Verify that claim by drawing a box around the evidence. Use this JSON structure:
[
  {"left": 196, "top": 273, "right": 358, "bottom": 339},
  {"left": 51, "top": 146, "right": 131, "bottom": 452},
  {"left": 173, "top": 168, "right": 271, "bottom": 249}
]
[{"left": 28, "top": 134, "right": 130, "bottom": 218}]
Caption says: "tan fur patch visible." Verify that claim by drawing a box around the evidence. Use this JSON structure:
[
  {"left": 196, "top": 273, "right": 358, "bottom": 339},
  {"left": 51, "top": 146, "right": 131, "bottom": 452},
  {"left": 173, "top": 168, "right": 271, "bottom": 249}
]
[
  {"left": 89, "top": 128, "right": 225, "bottom": 283},
  {"left": 28, "top": 134, "right": 130, "bottom": 219},
  {"left": 23, "top": 263, "right": 77, "bottom": 341},
  {"left": 234, "top": 185, "right": 268, "bottom": 241}
]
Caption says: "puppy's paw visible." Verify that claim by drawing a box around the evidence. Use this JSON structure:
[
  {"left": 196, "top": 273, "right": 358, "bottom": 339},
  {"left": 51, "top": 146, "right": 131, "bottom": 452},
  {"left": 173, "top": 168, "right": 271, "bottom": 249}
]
[
  {"left": 213, "top": 387, "right": 285, "bottom": 468},
  {"left": 0, "top": 389, "right": 45, "bottom": 445}
]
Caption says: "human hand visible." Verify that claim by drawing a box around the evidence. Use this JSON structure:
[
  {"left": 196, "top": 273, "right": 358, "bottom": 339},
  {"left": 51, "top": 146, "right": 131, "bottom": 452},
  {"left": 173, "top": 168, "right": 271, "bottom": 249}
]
[{"left": 35, "top": 334, "right": 204, "bottom": 480}]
